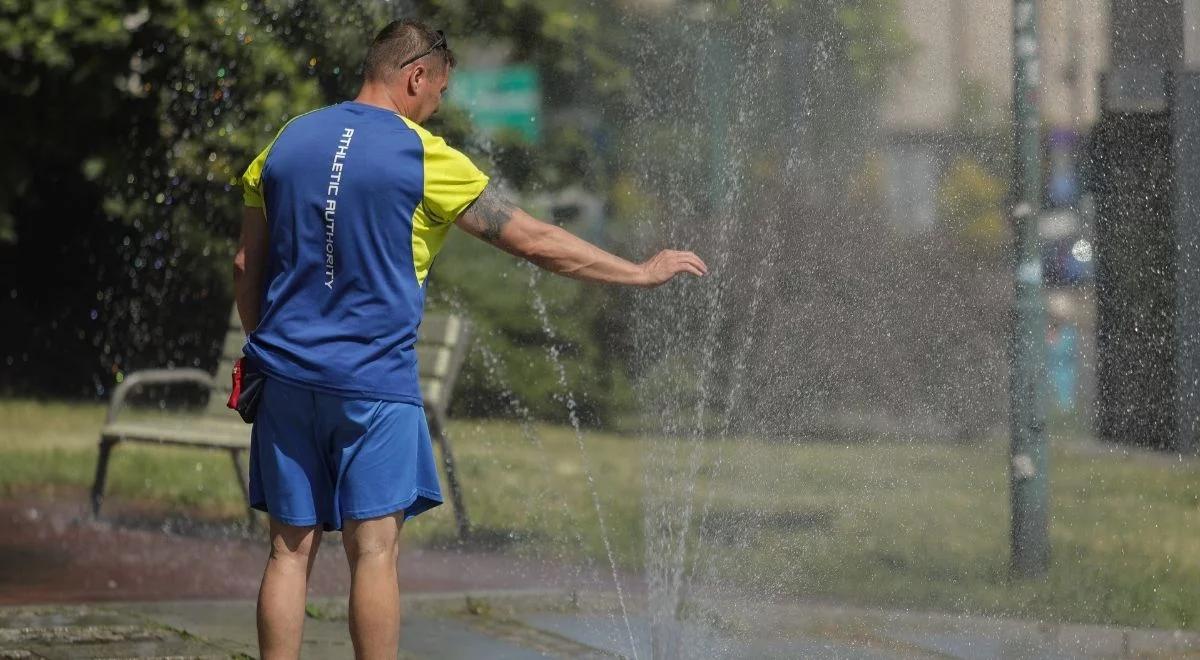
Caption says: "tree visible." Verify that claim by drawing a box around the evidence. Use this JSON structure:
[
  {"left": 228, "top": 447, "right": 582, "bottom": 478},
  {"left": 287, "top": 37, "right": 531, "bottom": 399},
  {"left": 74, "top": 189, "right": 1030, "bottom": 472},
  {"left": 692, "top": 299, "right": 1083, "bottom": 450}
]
[
  {"left": 0, "top": 0, "right": 913, "bottom": 429},
  {"left": 0, "top": 0, "right": 602, "bottom": 389},
  {"left": 0, "top": 0, "right": 327, "bottom": 395}
]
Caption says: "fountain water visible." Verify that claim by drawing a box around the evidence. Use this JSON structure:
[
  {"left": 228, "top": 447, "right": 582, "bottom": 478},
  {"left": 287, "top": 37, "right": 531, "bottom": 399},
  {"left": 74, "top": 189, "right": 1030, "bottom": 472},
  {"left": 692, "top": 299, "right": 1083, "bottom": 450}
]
[
  {"left": 525, "top": 271, "right": 642, "bottom": 658},
  {"left": 15, "top": 1, "right": 1198, "bottom": 657}
]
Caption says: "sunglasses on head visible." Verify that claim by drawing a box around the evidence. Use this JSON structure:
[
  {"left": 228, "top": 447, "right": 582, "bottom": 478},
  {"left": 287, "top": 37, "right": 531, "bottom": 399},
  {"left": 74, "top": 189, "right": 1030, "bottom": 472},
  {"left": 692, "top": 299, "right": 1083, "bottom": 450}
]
[{"left": 397, "top": 30, "right": 448, "bottom": 70}]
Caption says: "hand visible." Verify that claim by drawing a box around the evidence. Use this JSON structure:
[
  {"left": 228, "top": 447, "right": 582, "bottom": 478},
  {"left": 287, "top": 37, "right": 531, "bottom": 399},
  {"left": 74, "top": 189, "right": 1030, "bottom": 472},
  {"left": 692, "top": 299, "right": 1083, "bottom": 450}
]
[{"left": 637, "top": 250, "right": 709, "bottom": 287}]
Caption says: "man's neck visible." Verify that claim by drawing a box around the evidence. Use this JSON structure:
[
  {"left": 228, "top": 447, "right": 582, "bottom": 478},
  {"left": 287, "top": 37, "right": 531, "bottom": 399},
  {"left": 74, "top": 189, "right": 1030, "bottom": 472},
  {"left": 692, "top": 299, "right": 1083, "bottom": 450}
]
[{"left": 354, "top": 82, "right": 413, "bottom": 121}]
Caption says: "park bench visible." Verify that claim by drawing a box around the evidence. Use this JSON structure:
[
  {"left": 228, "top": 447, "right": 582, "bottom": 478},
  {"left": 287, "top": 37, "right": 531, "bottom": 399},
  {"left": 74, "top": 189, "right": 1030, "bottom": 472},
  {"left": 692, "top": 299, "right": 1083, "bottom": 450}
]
[{"left": 90, "top": 306, "right": 473, "bottom": 537}]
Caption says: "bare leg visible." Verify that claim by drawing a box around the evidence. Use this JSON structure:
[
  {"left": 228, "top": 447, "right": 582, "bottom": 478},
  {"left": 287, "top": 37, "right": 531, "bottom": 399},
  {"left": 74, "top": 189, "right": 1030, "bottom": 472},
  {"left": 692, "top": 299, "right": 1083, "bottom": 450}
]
[
  {"left": 342, "top": 512, "right": 404, "bottom": 660},
  {"left": 257, "top": 518, "right": 322, "bottom": 660}
]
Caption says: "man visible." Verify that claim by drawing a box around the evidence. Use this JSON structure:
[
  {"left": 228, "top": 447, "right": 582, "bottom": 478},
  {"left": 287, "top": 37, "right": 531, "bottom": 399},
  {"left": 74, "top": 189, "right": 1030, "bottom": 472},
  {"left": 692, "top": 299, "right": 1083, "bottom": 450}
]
[{"left": 233, "top": 19, "right": 707, "bottom": 660}]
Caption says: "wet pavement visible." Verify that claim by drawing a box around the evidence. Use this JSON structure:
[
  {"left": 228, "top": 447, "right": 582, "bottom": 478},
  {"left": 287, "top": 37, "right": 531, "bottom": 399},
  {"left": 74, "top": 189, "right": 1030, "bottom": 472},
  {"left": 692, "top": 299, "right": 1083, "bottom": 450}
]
[
  {"left": 3, "top": 591, "right": 1200, "bottom": 659},
  {"left": 3, "top": 496, "right": 1200, "bottom": 658},
  {"left": 0, "top": 496, "right": 570, "bottom": 605}
]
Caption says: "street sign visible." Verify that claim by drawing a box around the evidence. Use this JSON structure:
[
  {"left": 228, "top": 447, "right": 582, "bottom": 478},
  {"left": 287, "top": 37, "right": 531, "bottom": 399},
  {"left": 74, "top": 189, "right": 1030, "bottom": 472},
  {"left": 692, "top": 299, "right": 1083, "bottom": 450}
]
[{"left": 448, "top": 65, "right": 541, "bottom": 142}]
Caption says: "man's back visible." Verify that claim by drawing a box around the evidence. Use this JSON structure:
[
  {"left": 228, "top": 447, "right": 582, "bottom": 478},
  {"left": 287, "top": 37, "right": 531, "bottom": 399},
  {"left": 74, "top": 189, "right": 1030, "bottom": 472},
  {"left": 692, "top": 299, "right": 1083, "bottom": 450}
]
[{"left": 241, "top": 101, "right": 487, "bottom": 404}]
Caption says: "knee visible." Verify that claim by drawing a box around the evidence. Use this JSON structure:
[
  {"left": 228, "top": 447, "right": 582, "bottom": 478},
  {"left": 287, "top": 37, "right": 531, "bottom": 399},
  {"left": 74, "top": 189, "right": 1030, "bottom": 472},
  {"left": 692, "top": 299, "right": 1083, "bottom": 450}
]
[
  {"left": 342, "top": 522, "right": 400, "bottom": 564},
  {"left": 344, "top": 534, "right": 398, "bottom": 564},
  {"left": 268, "top": 527, "right": 320, "bottom": 567}
]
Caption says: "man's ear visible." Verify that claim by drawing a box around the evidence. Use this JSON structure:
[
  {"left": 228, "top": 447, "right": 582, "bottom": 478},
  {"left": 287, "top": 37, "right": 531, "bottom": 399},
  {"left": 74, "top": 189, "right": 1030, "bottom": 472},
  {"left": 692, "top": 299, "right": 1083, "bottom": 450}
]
[{"left": 407, "top": 64, "right": 425, "bottom": 94}]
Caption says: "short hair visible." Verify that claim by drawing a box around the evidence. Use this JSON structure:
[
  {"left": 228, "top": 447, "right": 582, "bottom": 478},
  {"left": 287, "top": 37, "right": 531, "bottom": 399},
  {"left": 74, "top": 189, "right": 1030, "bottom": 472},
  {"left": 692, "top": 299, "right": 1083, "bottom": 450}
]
[{"left": 363, "top": 19, "right": 455, "bottom": 81}]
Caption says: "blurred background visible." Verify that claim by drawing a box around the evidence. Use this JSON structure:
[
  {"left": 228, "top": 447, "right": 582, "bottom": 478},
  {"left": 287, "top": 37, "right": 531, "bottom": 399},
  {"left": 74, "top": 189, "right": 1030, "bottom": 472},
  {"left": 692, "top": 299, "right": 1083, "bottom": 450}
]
[{"left": 1, "top": 0, "right": 1199, "bottom": 657}]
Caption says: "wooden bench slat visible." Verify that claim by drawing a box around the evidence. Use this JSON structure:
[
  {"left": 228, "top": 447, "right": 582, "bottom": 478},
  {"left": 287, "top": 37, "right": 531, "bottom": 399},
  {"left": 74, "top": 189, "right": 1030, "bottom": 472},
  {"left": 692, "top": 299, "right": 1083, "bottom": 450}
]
[
  {"left": 203, "top": 383, "right": 233, "bottom": 415},
  {"left": 419, "top": 314, "right": 461, "bottom": 346},
  {"left": 418, "top": 344, "right": 453, "bottom": 380},
  {"left": 102, "top": 419, "right": 250, "bottom": 449},
  {"left": 419, "top": 378, "right": 443, "bottom": 408}
]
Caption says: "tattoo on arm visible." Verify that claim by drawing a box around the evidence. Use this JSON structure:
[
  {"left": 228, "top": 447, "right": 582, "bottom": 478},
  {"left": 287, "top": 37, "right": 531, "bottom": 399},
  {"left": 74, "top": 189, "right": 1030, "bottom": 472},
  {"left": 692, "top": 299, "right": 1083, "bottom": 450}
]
[{"left": 465, "top": 186, "right": 516, "bottom": 242}]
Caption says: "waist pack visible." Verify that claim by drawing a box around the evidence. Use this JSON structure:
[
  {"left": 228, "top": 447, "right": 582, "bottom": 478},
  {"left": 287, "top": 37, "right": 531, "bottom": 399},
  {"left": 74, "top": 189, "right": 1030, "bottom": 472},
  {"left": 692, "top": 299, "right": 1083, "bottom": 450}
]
[{"left": 226, "top": 357, "right": 265, "bottom": 424}]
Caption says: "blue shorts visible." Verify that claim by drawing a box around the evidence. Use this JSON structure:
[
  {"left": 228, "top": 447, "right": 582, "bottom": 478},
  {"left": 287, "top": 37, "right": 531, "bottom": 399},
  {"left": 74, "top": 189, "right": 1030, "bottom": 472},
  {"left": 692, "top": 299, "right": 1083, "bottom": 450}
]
[{"left": 248, "top": 377, "right": 443, "bottom": 531}]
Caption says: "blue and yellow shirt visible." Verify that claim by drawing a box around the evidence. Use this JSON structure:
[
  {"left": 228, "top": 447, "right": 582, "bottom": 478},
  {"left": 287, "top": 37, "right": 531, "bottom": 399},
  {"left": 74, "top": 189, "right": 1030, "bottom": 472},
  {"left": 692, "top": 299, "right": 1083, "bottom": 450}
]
[{"left": 240, "top": 101, "right": 489, "bottom": 405}]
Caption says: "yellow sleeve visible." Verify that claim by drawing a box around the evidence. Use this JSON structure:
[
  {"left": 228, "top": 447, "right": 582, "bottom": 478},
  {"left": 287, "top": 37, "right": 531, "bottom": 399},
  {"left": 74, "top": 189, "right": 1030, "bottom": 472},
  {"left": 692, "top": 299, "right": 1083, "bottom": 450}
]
[
  {"left": 240, "top": 143, "right": 271, "bottom": 208},
  {"left": 240, "top": 110, "right": 317, "bottom": 208},
  {"left": 418, "top": 131, "right": 490, "bottom": 224}
]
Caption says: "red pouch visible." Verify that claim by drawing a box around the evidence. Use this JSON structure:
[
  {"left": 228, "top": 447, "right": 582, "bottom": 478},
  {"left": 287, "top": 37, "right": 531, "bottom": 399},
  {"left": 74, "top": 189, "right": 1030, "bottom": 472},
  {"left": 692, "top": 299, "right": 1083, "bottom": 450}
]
[
  {"left": 226, "top": 357, "right": 264, "bottom": 423},
  {"left": 226, "top": 358, "right": 244, "bottom": 411}
]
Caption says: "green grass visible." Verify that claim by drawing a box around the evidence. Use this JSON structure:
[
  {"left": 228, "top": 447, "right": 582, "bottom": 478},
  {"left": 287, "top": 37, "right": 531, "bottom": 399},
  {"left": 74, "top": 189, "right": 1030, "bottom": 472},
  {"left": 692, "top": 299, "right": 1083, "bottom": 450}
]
[
  {"left": 1, "top": 398, "right": 1198, "bottom": 630},
  {"left": 0, "top": 399, "right": 250, "bottom": 516}
]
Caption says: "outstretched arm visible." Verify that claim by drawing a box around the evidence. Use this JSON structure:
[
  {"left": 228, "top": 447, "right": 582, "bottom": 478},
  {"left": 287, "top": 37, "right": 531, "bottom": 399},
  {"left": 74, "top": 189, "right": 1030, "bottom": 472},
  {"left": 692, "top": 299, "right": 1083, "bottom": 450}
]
[{"left": 456, "top": 186, "right": 707, "bottom": 287}]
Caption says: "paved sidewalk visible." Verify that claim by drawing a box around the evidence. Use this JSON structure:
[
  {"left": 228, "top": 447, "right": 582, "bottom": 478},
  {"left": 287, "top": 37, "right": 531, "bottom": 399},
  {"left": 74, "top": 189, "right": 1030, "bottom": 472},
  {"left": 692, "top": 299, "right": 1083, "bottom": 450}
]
[{"left": 3, "top": 590, "right": 1199, "bottom": 659}]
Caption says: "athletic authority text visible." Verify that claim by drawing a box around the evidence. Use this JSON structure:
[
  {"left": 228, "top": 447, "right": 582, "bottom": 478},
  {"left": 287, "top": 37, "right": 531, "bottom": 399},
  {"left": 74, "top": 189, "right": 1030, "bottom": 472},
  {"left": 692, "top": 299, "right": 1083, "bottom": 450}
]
[{"left": 324, "top": 127, "right": 354, "bottom": 289}]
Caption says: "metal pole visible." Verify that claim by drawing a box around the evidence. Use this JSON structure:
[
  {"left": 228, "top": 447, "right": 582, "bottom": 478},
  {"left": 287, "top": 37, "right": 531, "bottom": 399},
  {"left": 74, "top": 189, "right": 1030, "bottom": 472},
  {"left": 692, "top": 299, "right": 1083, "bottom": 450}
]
[
  {"left": 1010, "top": 0, "right": 1051, "bottom": 577},
  {"left": 707, "top": 25, "right": 731, "bottom": 211}
]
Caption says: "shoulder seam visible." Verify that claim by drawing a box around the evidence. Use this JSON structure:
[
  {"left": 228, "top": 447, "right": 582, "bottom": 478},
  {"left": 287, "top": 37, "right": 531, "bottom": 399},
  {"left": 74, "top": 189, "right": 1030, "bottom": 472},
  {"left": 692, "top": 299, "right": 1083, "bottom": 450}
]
[
  {"left": 397, "top": 114, "right": 433, "bottom": 138},
  {"left": 274, "top": 104, "right": 333, "bottom": 136},
  {"left": 259, "top": 104, "right": 332, "bottom": 163}
]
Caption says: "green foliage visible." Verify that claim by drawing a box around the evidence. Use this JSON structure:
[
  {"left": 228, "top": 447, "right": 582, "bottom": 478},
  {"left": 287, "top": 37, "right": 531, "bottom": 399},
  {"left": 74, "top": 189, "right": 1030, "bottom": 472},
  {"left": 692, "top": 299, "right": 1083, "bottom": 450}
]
[
  {"left": 429, "top": 235, "right": 636, "bottom": 424},
  {"left": 0, "top": 0, "right": 332, "bottom": 394},
  {"left": 0, "top": 0, "right": 913, "bottom": 422},
  {"left": 838, "top": 0, "right": 918, "bottom": 88}
]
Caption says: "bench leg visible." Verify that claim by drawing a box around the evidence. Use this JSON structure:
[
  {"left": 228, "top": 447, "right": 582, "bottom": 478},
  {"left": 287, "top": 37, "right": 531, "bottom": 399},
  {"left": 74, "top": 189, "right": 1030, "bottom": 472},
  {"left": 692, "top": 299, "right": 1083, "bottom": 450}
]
[
  {"left": 228, "top": 448, "right": 255, "bottom": 528},
  {"left": 429, "top": 415, "right": 470, "bottom": 540},
  {"left": 91, "top": 437, "right": 119, "bottom": 518}
]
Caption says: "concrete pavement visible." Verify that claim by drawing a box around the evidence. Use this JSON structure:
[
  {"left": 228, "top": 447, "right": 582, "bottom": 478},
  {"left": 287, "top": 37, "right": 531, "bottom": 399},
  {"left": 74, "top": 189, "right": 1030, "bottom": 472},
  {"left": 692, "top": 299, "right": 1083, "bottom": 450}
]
[{"left": 3, "top": 589, "right": 1199, "bottom": 659}]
